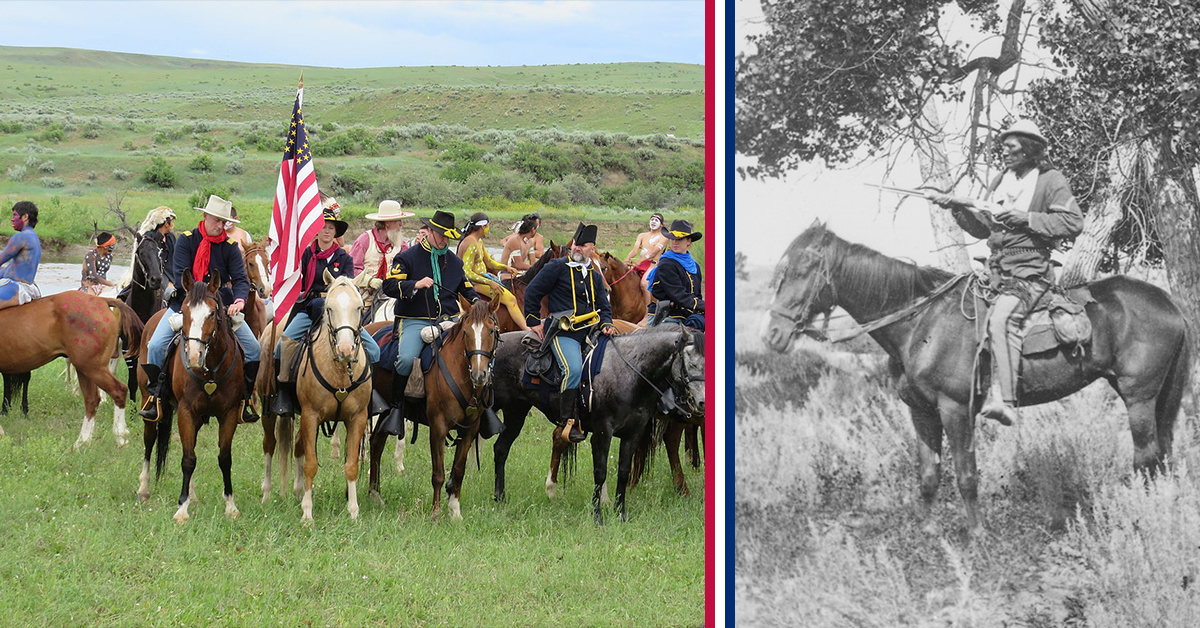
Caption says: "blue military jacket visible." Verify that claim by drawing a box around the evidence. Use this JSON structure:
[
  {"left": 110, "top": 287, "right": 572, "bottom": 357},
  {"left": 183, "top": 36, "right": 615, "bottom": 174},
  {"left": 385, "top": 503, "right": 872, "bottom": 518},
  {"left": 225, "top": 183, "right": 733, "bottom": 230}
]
[
  {"left": 169, "top": 229, "right": 249, "bottom": 310},
  {"left": 522, "top": 257, "right": 613, "bottom": 329},
  {"left": 296, "top": 244, "right": 355, "bottom": 311},
  {"left": 381, "top": 240, "right": 479, "bottom": 320},
  {"left": 650, "top": 257, "right": 704, "bottom": 316}
]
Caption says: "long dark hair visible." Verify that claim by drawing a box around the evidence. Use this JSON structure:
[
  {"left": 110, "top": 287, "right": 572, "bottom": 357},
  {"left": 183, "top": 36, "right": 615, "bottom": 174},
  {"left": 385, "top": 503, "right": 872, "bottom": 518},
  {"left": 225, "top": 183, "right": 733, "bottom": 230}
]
[
  {"left": 462, "top": 212, "right": 489, "bottom": 237},
  {"left": 1011, "top": 135, "right": 1055, "bottom": 172}
]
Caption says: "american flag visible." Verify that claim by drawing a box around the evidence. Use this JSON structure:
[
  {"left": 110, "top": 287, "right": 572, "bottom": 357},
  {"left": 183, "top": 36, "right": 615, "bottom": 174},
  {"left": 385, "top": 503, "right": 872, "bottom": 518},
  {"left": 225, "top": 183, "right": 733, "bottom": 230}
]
[{"left": 267, "top": 85, "right": 322, "bottom": 323}]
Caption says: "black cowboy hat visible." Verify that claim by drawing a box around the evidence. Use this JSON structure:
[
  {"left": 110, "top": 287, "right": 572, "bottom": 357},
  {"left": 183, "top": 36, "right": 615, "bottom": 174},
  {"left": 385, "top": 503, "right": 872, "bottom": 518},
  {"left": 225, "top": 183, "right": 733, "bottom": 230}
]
[
  {"left": 571, "top": 222, "right": 598, "bottom": 246},
  {"left": 662, "top": 219, "right": 702, "bottom": 242},
  {"left": 420, "top": 210, "right": 463, "bottom": 240},
  {"left": 322, "top": 208, "right": 349, "bottom": 238}
]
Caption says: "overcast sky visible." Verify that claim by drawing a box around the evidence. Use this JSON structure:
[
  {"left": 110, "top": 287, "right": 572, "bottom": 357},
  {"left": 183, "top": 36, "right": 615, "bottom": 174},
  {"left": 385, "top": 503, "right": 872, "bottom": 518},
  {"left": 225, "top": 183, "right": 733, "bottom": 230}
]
[{"left": 3, "top": 1, "right": 704, "bottom": 68}]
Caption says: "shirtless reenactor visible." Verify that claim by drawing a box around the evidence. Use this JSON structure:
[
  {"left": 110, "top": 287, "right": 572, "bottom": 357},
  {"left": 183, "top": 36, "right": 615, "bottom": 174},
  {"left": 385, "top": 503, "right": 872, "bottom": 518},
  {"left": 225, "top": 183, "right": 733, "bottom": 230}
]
[
  {"left": 624, "top": 212, "right": 667, "bottom": 278},
  {"left": 0, "top": 201, "right": 43, "bottom": 311}
]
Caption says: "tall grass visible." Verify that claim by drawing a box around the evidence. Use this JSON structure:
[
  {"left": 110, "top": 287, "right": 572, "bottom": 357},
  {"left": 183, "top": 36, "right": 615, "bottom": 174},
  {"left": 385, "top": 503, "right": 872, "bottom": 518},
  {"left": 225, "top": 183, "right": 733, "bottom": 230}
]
[
  {"left": 736, "top": 272, "right": 1200, "bottom": 626},
  {"left": 0, "top": 362, "right": 704, "bottom": 626}
]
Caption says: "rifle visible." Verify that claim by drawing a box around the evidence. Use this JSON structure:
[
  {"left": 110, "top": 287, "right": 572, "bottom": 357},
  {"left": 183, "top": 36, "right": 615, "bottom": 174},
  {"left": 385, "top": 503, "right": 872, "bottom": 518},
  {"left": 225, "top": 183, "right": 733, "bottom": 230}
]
[{"left": 865, "top": 183, "right": 1003, "bottom": 228}]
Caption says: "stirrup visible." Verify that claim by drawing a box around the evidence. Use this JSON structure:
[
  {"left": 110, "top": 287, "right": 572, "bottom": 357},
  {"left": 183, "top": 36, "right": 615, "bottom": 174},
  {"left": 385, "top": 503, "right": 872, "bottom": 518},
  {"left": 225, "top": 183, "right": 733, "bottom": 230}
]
[
  {"left": 377, "top": 407, "right": 406, "bottom": 437},
  {"left": 240, "top": 399, "right": 260, "bottom": 424},
  {"left": 557, "top": 419, "right": 585, "bottom": 444},
  {"left": 139, "top": 397, "right": 161, "bottom": 422}
]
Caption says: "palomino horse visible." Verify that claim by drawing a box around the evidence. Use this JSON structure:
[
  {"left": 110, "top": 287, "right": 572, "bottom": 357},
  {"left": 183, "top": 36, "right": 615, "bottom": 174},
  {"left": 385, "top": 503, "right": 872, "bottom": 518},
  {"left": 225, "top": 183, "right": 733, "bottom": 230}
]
[
  {"left": 367, "top": 301, "right": 501, "bottom": 520},
  {"left": 761, "top": 222, "right": 1191, "bottom": 537},
  {"left": 274, "top": 276, "right": 372, "bottom": 522},
  {"left": 596, "top": 252, "right": 651, "bottom": 325},
  {"left": 491, "top": 327, "right": 705, "bottom": 522},
  {"left": 136, "top": 272, "right": 248, "bottom": 522},
  {"left": 0, "top": 293, "right": 143, "bottom": 445}
]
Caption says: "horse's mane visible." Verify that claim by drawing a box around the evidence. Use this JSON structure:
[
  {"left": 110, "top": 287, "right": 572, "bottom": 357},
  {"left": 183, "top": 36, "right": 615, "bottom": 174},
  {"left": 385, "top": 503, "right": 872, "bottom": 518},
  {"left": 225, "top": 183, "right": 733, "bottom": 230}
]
[
  {"left": 185, "top": 280, "right": 231, "bottom": 337},
  {"left": 517, "top": 239, "right": 557, "bottom": 284},
  {"left": 793, "top": 223, "right": 955, "bottom": 313},
  {"left": 444, "top": 300, "right": 492, "bottom": 345},
  {"left": 613, "top": 327, "right": 684, "bottom": 365}
]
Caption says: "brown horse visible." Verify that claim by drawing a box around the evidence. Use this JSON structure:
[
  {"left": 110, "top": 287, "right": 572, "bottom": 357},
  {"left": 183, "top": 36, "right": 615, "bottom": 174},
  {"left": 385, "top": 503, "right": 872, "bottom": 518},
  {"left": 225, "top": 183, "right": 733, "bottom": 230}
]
[
  {"left": 0, "top": 292, "right": 143, "bottom": 443},
  {"left": 597, "top": 252, "right": 651, "bottom": 325},
  {"left": 274, "top": 276, "right": 372, "bottom": 522},
  {"left": 368, "top": 300, "right": 500, "bottom": 520},
  {"left": 762, "top": 222, "right": 1191, "bottom": 537},
  {"left": 242, "top": 241, "right": 271, "bottom": 338},
  {"left": 135, "top": 272, "right": 247, "bottom": 522}
]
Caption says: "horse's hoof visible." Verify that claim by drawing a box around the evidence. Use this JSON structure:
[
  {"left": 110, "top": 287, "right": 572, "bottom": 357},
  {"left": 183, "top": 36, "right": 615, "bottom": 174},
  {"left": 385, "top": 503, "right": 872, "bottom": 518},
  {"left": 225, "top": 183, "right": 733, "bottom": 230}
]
[
  {"left": 137, "top": 492, "right": 150, "bottom": 503},
  {"left": 348, "top": 507, "right": 360, "bottom": 520},
  {"left": 545, "top": 482, "right": 557, "bottom": 499},
  {"left": 227, "top": 508, "right": 240, "bottom": 519},
  {"left": 173, "top": 514, "right": 189, "bottom": 524}
]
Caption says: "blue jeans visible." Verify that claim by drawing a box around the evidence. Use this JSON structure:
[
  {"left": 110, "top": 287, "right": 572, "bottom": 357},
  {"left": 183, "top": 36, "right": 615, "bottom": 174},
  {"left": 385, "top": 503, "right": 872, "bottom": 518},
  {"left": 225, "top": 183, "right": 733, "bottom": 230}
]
[
  {"left": 395, "top": 318, "right": 436, "bottom": 376},
  {"left": 276, "top": 311, "right": 381, "bottom": 363},
  {"left": 146, "top": 306, "right": 261, "bottom": 367},
  {"left": 550, "top": 335, "right": 584, "bottom": 390}
]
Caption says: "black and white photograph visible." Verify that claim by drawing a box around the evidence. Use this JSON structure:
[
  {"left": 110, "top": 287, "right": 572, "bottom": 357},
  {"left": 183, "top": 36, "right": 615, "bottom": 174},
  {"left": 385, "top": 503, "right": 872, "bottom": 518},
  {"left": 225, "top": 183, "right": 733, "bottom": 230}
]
[{"left": 735, "top": 0, "right": 1200, "bottom": 624}]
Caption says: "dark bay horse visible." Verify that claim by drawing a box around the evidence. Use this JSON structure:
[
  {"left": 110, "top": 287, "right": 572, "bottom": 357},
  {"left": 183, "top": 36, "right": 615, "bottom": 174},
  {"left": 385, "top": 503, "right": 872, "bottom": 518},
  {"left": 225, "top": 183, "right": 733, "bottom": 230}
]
[
  {"left": 367, "top": 301, "right": 500, "bottom": 520},
  {"left": 761, "top": 222, "right": 1191, "bottom": 536},
  {"left": 124, "top": 232, "right": 167, "bottom": 324},
  {"left": 491, "top": 327, "right": 705, "bottom": 522},
  {"left": 136, "top": 272, "right": 247, "bottom": 523},
  {"left": 0, "top": 292, "right": 143, "bottom": 444}
]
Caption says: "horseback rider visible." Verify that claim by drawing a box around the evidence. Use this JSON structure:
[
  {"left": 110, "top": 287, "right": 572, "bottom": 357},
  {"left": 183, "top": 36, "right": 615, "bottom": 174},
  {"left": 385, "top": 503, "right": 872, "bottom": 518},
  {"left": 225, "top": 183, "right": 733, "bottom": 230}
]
[
  {"left": 625, "top": 212, "right": 667, "bottom": 279},
  {"left": 0, "top": 201, "right": 42, "bottom": 312},
  {"left": 928, "top": 119, "right": 1083, "bottom": 426},
  {"left": 80, "top": 232, "right": 117, "bottom": 295},
  {"left": 271, "top": 208, "right": 382, "bottom": 414},
  {"left": 375, "top": 210, "right": 481, "bottom": 437},
  {"left": 350, "top": 199, "right": 413, "bottom": 281},
  {"left": 140, "top": 195, "right": 262, "bottom": 423},
  {"left": 646, "top": 219, "right": 704, "bottom": 331},
  {"left": 457, "top": 212, "right": 529, "bottom": 331},
  {"left": 523, "top": 223, "right": 619, "bottom": 443}
]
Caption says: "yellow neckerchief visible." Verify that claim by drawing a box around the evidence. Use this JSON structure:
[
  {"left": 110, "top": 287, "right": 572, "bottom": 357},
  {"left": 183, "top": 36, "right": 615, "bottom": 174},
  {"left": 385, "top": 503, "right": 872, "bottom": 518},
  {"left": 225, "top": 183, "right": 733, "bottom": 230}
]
[{"left": 568, "top": 261, "right": 597, "bottom": 315}]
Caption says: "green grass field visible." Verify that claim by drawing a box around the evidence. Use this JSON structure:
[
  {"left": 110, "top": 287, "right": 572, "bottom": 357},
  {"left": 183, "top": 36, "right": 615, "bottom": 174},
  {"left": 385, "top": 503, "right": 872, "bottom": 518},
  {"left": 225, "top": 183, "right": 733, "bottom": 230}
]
[{"left": 0, "top": 363, "right": 704, "bottom": 626}]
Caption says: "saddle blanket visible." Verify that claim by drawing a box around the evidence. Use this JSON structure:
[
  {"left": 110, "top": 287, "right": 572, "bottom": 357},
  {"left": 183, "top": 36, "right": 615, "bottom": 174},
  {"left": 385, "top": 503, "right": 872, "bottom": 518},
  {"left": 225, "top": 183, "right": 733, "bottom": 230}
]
[{"left": 372, "top": 326, "right": 441, "bottom": 373}]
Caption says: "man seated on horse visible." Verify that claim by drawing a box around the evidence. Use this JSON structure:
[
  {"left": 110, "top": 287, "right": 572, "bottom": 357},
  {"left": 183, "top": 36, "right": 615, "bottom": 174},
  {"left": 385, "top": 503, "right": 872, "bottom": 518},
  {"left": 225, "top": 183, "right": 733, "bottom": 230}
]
[
  {"left": 271, "top": 208, "right": 382, "bottom": 414},
  {"left": 376, "top": 210, "right": 481, "bottom": 437},
  {"left": 499, "top": 212, "right": 541, "bottom": 275},
  {"left": 80, "top": 232, "right": 118, "bottom": 295},
  {"left": 223, "top": 205, "right": 254, "bottom": 254},
  {"left": 625, "top": 212, "right": 667, "bottom": 279},
  {"left": 457, "top": 212, "right": 529, "bottom": 331},
  {"left": 140, "top": 195, "right": 262, "bottom": 423},
  {"left": 0, "top": 201, "right": 42, "bottom": 312},
  {"left": 647, "top": 219, "right": 705, "bottom": 331},
  {"left": 524, "top": 223, "right": 619, "bottom": 444},
  {"left": 928, "top": 119, "right": 1083, "bottom": 426},
  {"left": 350, "top": 199, "right": 413, "bottom": 282}
]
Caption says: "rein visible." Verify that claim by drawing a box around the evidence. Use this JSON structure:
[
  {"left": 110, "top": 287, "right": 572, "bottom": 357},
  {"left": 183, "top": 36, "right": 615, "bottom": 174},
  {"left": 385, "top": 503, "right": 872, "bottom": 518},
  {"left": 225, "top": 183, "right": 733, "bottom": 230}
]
[
  {"left": 603, "top": 333, "right": 701, "bottom": 415},
  {"left": 305, "top": 309, "right": 372, "bottom": 436},
  {"left": 434, "top": 324, "right": 498, "bottom": 430},
  {"left": 180, "top": 296, "right": 240, "bottom": 397}
]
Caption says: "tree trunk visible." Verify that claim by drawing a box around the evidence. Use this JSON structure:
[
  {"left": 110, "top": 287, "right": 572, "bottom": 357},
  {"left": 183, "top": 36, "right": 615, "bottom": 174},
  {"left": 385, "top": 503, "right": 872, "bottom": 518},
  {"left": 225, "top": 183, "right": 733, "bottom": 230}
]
[
  {"left": 1059, "top": 140, "right": 1142, "bottom": 285},
  {"left": 915, "top": 99, "right": 970, "bottom": 273}
]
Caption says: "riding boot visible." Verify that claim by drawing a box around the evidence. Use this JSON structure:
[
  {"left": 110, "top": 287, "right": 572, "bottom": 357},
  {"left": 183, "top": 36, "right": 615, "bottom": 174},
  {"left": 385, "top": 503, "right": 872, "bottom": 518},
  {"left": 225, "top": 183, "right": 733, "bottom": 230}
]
[
  {"left": 978, "top": 337, "right": 1019, "bottom": 426},
  {"left": 478, "top": 406, "right": 505, "bottom": 439},
  {"left": 271, "top": 378, "right": 298, "bottom": 416},
  {"left": 376, "top": 373, "right": 408, "bottom": 437},
  {"left": 240, "top": 360, "right": 261, "bottom": 423},
  {"left": 557, "top": 388, "right": 586, "bottom": 444},
  {"left": 138, "top": 363, "right": 167, "bottom": 420}
]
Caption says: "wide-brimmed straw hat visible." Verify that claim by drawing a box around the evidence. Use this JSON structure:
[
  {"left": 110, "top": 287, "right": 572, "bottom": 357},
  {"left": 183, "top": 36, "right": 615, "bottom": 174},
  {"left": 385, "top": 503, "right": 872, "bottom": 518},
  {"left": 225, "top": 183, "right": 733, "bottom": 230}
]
[
  {"left": 999, "top": 119, "right": 1048, "bottom": 145},
  {"left": 322, "top": 209, "right": 349, "bottom": 238},
  {"left": 193, "top": 195, "right": 238, "bottom": 223},
  {"left": 663, "top": 219, "right": 702, "bottom": 242},
  {"left": 420, "top": 210, "right": 462, "bottom": 239},
  {"left": 366, "top": 199, "right": 415, "bottom": 222}
]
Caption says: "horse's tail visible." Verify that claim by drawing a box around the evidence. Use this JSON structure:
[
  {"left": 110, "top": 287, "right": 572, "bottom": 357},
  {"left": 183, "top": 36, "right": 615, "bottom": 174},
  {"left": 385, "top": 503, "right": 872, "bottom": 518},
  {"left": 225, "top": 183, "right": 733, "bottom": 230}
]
[
  {"left": 685, "top": 424, "right": 703, "bottom": 470},
  {"left": 1157, "top": 320, "right": 1192, "bottom": 464},
  {"left": 275, "top": 413, "right": 294, "bottom": 488},
  {"left": 629, "top": 417, "right": 665, "bottom": 488},
  {"left": 153, "top": 406, "right": 174, "bottom": 481},
  {"left": 257, "top": 323, "right": 280, "bottom": 398},
  {"left": 105, "top": 298, "right": 145, "bottom": 361}
]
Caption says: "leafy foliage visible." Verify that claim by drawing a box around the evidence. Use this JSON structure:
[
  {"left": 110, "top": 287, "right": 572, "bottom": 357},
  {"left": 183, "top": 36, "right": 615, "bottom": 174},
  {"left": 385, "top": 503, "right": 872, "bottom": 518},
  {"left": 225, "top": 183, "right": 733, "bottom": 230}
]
[{"left": 143, "top": 156, "right": 178, "bottom": 188}]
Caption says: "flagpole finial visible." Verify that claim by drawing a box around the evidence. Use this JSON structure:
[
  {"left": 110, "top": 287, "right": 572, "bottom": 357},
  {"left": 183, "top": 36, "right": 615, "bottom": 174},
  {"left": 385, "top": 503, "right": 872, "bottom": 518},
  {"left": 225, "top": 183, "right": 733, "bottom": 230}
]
[{"left": 298, "top": 71, "right": 303, "bottom": 89}]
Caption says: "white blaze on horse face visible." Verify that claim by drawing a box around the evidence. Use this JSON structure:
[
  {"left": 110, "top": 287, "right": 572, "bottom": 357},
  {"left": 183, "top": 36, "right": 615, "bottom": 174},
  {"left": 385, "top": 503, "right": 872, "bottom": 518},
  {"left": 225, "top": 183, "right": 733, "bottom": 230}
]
[
  {"left": 255, "top": 255, "right": 270, "bottom": 296},
  {"left": 186, "top": 300, "right": 212, "bottom": 368},
  {"left": 333, "top": 289, "right": 357, "bottom": 358},
  {"left": 470, "top": 321, "right": 487, "bottom": 385}
]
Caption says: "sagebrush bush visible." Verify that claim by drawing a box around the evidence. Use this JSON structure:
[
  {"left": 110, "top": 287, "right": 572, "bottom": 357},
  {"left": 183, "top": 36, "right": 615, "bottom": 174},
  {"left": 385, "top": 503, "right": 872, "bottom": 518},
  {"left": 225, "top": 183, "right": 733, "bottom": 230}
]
[
  {"left": 39, "top": 176, "right": 65, "bottom": 188},
  {"left": 111, "top": 169, "right": 131, "bottom": 181},
  {"left": 37, "top": 160, "right": 56, "bottom": 174},
  {"left": 6, "top": 165, "right": 26, "bottom": 181},
  {"left": 143, "top": 156, "right": 178, "bottom": 188},
  {"left": 188, "top": 154, "right": 214, "bottom": 172},
  {"left": 225, "top": 160, "right": 243, "bottom": 175}
]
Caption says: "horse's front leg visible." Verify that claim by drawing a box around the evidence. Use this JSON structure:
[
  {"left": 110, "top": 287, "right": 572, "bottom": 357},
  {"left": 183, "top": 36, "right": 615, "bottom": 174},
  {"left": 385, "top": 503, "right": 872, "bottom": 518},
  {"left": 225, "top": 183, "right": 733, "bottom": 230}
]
[
  {"left": 664, "top": 421, "right": 690, "bottom": 496},
  {"left": 298, "top": 409, "right": 318, "bottom": 523},
  {"left": 493, "top": 405, "right": 528, "bottom": 502},
  {"left": 909, "top": 404, "right": 944, "bottom": 535},
  {"left": 110, "top": 358, "right": 129, "bottom": 447},
  {"left": 394, "top": 422, "right": 408, "bottom": 472},
  {"left": 367, "top": 428, "right": 387, "bottom": 506},
  {"left": 446, "top": 422, "right": 479, "bottom": 520},
  {"left": 547, "top": 429, "right": 567, "bottom": 499},
  {"left": 217, "top": 410, "right": 240, "bottom": 519},
  {"left": 590, "top": 430, "right": 613, "bottom": 525},
  {"left": 329, "top": 423, "right": 342, "bottom": 462},
  {"left": 344, "top": 413, "right": 369, "bottom": 520},
  {"left": 938, "top": 396, "right": 982, "bottom": 538},
  {"left": 174, "top": 411, "right": 198, "bottom": 523},
  {"left": 428, "top": 418, "right": 449, "bottom": 521}
]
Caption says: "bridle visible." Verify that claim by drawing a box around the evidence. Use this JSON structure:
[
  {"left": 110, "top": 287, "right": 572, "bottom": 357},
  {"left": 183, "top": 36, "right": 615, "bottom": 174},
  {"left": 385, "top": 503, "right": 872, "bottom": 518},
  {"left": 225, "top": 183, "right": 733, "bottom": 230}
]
[
  {"left": 436, "top": 314, "right": 501, "bottom": 431},
  {"left": 767, "top": 248, "right": 838, "bottom": 342},
  {"left": 243, "top": 247, "right": 270, "bottom": 300},
  {"left": 306, "top": 287, "right": 372, "bottom": 426},
  {"left": 180, "top": 293, "right": 238, "bottom": 395}
]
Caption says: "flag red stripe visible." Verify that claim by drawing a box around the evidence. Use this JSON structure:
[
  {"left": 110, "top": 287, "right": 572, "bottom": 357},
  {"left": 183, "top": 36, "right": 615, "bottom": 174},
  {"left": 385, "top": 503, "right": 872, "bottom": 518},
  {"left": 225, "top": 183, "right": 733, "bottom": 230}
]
[{"left": 267, "top": 87, "right": 322, "bottom": 323}]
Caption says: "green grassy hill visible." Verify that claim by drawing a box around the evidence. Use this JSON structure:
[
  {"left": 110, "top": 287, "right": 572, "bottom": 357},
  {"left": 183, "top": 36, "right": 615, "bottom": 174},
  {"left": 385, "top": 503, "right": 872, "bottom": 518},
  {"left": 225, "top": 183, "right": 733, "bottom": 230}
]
[{"left": 0, "top": 46, "right": 705, "bottom": 249}]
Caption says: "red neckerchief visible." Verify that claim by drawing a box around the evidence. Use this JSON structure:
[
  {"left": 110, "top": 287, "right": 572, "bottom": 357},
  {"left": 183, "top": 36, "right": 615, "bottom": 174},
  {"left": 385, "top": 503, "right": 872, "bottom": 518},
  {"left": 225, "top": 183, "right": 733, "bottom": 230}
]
[
  {"left": 372, "top": 228, "right": 392, "bottom": 279},
  {"left": 302, "top": 241, "right": 337, "bottom": 294},
  {"left": 192, "top": 219, "right": 228, "bottom": 282}
]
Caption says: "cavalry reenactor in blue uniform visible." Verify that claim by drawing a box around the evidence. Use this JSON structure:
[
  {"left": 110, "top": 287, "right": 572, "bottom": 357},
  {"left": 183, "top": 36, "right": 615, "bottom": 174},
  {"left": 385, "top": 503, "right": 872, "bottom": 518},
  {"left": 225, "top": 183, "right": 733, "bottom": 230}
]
[
  {"left": 647, "top": 219, "right": 705, "bottom": 331},
  {"left": 271, "top": 208, "right": 381, "bottom": 415},
  {"left": 523, "top": 223, "right": 618, "bottom": 443},
  {"left": 141, "top": 195, "right": 261, "bottom": 423},
  {"left": 376, "top": 210, "right": 480, "bottom": 437}
]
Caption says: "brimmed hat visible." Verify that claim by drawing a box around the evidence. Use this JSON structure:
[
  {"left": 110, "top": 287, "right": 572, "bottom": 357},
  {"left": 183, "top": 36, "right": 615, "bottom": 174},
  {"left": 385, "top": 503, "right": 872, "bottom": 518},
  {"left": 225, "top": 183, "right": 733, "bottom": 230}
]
[
  {"left": 320, "top": 192, "right": 342, "bottom": 218},
  {"left": 366, "top": 199, "right": 415, "bottom": 222},
  {"left": 999, "top": 119, "right": 1048, "bottom": 145},
  {"left": 420, "top": 210, "right": 462, "bottom": 239},
  {"left": 322, "top": 209, "right": 349, "bottom": 238},
  {"left": 663, "top": 219, "right": 702, "bottom": 242},
  {"left": 571, "top": 222, "right": 598, "bottom": 246},
  {"left": 194, "top": 195, "right": 238, "bottom": 223}
]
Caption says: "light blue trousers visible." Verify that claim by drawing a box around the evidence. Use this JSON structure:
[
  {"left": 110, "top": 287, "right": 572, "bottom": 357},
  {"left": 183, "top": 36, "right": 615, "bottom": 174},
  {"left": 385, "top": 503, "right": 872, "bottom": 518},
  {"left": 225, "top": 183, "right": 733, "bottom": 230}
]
[
  {"left": 551, "top": 335, "right": 584, "bottom": 390},
  {"left": 275, "top": 311, "right": 381, "bottom": 363},
  {"left": 395, "top": 318, "right": 437, "bottom": 376},
  {"left": 146, "top": 306, "right": 261, "bottom": 367}
]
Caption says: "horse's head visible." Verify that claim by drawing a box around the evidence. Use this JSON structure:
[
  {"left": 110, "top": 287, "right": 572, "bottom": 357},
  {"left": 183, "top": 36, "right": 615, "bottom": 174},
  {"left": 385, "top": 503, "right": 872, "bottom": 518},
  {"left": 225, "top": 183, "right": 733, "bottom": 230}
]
[
  {"left": 323, "top": 273, "right": 366, "bottom": 363},
  {"left": 243, "top": 242, "right": 271, "bottom": 300},
  {"left": 179, "top": 270, "right": 226, "bottom": 370},
  {"left": 672, "top": 328, "right": 706, "bottom": 418},
  {"left": 458, "top": 300, "right": 500, "bottom": 389},
  {"left": 761, "top": 222, "right": 838, "bottom": 353}
]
